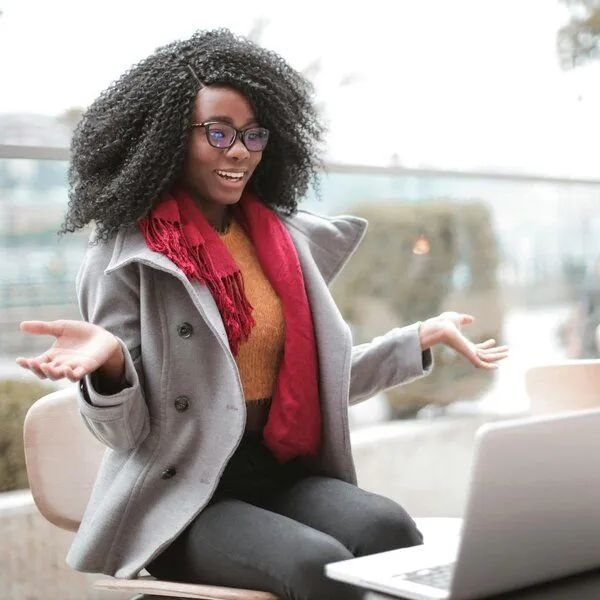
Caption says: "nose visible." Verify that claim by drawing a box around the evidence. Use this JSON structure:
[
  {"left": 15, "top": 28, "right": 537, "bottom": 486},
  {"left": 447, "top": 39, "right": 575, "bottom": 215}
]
[{"left": 226, "top": 135, "right": 250, "bottom": 161}]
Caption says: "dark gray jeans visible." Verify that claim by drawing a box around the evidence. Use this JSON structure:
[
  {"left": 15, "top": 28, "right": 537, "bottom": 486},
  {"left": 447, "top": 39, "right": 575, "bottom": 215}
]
[{"left": 147, "top": 435, "right": 423, "bottom": 600}]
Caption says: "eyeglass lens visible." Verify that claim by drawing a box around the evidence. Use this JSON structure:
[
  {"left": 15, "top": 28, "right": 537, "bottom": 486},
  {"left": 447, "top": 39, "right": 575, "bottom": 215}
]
[{"left": 206, "top": 123, "right": 269, "bottom": 151}]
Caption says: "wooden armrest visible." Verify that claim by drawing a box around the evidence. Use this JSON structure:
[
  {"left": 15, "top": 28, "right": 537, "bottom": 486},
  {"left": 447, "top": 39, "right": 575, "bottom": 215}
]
[{"left": 93, "top": 575, "right": 279, "bottom": 600}]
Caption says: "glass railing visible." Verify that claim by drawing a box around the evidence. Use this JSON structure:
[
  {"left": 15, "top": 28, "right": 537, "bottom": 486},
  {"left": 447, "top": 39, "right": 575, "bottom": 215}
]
[{"left": 2, "top": 144, "right": 600, "bottom": 416}]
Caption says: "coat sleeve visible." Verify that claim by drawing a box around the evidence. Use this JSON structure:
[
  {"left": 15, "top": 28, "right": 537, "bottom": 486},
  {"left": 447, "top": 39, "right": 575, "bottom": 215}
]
[
  {"left": 75, "top": 243, "right": 150, "bottom": 452},
  {"left": 349, "top": 322, "right": 433, "bottom": 406}
]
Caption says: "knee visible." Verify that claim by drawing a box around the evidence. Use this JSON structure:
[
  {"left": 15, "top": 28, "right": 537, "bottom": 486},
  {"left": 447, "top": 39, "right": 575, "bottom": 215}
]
[
  {"left": 285, "top": 535, "right": 361, "bottom": 600},
  {"left": 354, "top": 496, "right": 424, "bottom": 556}
]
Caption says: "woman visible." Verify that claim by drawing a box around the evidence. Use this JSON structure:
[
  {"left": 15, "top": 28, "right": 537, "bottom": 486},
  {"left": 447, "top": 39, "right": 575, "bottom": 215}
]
[{"left": 17, "top": 29, "right": 507, "bottom": 600}]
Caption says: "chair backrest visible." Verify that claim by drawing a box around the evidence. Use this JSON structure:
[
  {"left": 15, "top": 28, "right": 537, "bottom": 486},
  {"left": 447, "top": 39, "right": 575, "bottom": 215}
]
[
  {"left": 525, "top": 360, "right": 600, "bottom": 416},
  {"left": 23, "top": 386, "right": 106, "bottom": 532}
]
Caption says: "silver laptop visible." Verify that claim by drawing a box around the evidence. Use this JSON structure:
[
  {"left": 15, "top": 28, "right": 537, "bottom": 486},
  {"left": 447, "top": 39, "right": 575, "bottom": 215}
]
[{"left": 326, "top": 409, "right": 600, "bottom": 600}]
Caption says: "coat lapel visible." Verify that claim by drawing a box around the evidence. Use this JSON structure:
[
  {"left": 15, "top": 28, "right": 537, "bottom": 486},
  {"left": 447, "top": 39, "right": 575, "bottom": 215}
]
[
  {"left": 283, "top": 211, "right": 367, "bottom": 479},
  {"left": 103, "top": 211, "right": 368, "bottom": 369},
  {"left": 282, "top": 211, "right": 368, "bottom": 286},
  {"left": 105, "top": 227, "right": 230, "bottom": 347}
]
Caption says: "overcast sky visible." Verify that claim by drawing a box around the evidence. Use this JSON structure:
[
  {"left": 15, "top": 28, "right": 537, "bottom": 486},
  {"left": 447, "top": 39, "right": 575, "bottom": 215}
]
[{"left": 1, "top": 0, "right": 599, "bottom": 176}]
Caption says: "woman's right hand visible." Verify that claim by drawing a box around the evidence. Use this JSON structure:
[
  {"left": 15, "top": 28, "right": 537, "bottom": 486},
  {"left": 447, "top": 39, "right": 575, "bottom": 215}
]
[{"left": 16, "top": 320, "right": 124, "bottom": 383}]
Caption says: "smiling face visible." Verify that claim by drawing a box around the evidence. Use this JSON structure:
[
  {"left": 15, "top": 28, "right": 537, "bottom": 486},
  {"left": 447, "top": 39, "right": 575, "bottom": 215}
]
[{"left": 180, "top": 85, "right": 263, "bottom": 222}]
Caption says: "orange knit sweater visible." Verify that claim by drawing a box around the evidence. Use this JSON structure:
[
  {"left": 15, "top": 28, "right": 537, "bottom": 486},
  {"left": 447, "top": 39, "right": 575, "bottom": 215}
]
[{"left": 220, "top": 220, "right": 285, "bottom": 402}]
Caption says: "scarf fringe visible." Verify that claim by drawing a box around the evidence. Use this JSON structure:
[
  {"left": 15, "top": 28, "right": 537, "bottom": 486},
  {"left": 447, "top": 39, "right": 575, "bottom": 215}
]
[
  {"left": 140, "top": 216, "right": 255, "bottom": 355},
  {"left": 140, "top": 190, "right": 321, "bottom": 464}
]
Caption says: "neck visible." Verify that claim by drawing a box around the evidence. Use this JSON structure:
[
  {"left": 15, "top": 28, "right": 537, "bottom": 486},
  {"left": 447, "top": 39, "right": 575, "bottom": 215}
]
[
  {"left": 184, "top": 188, "right": 230, "bottom": 232},
  {"left": 208, "top": 207, "right": 230, "bottom": 234}
]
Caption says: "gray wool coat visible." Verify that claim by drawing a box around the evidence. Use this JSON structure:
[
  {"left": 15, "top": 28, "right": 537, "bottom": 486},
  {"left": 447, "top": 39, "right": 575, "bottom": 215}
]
[{"left": 66, "top": 209, "right": 433, "bottom": 578}]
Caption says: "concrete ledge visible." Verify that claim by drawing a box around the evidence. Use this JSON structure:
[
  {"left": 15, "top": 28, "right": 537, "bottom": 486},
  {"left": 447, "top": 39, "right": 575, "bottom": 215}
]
[
  {"left": 0, "top": 490, "right": 128, "bottom": 600},
  {"left": 351, "top": 413, "right": 518, "bottom": 517}
]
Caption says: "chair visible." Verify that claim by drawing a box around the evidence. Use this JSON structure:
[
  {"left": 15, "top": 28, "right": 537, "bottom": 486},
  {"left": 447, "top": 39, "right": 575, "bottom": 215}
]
[
  {"left": 525, "top": 359, "right": 600, "bottom": 415},
  {"left": 23, "top": 386, "right": 279, "bottom": 600},
  {"left": 23, "top": 387, "right": 459, "bottom": 600}
]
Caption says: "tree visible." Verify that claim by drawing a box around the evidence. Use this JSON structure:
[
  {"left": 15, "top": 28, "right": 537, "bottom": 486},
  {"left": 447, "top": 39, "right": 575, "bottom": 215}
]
[
  {"left": 244, "top": 18, "right": 361, "bottom": 114},
  {"left": 557, "top": 0, "right": 600, "bottom": 68},
  {"left": 246, "top": 17, "right": 270, "bottom": 44},
  {"left": 57, "top": 107, "right": 85, "bottom": 131}
]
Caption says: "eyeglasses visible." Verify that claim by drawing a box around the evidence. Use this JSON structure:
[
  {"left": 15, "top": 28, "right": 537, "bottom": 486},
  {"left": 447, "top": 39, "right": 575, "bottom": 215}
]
[{"left": 191, "top": 121, "right": 270, "bottom": 152}]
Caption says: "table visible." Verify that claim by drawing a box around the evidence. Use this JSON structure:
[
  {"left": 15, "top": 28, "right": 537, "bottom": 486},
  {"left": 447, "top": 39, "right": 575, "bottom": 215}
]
[{"left": 365, "top": 568, "right": 600, "bottom": 599}]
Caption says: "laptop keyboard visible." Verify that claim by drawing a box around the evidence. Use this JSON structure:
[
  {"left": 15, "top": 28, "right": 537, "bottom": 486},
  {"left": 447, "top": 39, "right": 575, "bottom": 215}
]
[{"left": 395, "top": 562, "right": 454, "bottom": 590}]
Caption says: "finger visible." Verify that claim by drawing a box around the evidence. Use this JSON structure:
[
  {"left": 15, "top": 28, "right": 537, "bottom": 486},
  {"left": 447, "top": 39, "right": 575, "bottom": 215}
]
[
  {"left": 477, "top": 344, "right": 508, "bottom": 355},
  {"left": 478, "top": 354, "right": 508, "bottom": 363},
  {"left": 446, "top": 331, "right": 501, "bottom": 370},
  {"left": 72, "top": 366, "right": 86, "bottom": 379},
  {"left": 481, "top": 344, "right": 509, "bottom": 353},
  {"left": 477, "top": 344, "right": 509, "bottom": 354},
  {"left": 477, "top": 339, "right": 496, "bottom": 349},
  {"left": 477, "top": 347, "right": 509, "bottom": 358},
  {"left": 24, "top": 358, "right": 48, "bottom": 380},
  {"left": 471, "top": 354, "right": 499, "bottom": 370},
  {"left": 459, "top": 346, "right": 499, "bottom": 369},
  {"left": 15, "top": 353, "right": 51, "bottom": 367},
  {"left": 447, "top": 335, "right": 480, "bottom": 363},
  {"left": 477, "top": 351, "right": 508, "bottom": 362},
  {"left": 458, "top": 314, "right": 475, "bottom": 326},
  {"left": 31, "top": 352, "right": 52, "bottom": 365},
  {"left": 479, "top": 346, "right": 509, "bottom": 356},
  {"left": 477, "top": 361, "right": 498, "bottom": 370},
  {"left": 19, "top": 320, "right": 64, "bottom": 338},
  {"left": 63, "top": 365, "right": 82, "bottom": 383},
  {"left": 65, "top": 360, "right": 89, "bottom": 380},
  {"left": 38, "top": 362, "right": 57, "bottom": 380},
  {"left": 476, "top": 346, "right": 508, "bottom": 360},
  {"left": 39, "top": 362, "right": 68, "bottom": 381},
  {"left": 50, "top": 356, "right": 66, "bottom": 368}
]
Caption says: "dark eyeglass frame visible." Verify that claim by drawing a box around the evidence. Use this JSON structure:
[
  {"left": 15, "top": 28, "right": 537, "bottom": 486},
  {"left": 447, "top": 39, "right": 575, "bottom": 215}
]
[{"left": 191, "top": 120, "right": 270, "bottom": 152}]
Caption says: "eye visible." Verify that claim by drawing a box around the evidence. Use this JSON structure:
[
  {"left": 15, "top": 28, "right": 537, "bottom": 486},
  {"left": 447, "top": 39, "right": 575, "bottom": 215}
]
[
  {"left": 209, "top": 128, "right": 226, "bottom": 140},
  {"left": 248, "top": 128, "right": 264, "bottom": 137},
  {"left": 205, "top": 123, "right": 234, "bottom": 148}
]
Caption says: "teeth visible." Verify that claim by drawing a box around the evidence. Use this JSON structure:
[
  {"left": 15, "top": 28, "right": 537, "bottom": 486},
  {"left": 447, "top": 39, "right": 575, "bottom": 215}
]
[{"left": 216, "top": 170, "right": 245, "bottom": 181}]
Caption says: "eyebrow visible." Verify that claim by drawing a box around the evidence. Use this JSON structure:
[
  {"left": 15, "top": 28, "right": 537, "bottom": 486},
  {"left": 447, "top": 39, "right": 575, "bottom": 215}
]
[{"left": 205, "top": 115, "right": 259, "bottom": 127}]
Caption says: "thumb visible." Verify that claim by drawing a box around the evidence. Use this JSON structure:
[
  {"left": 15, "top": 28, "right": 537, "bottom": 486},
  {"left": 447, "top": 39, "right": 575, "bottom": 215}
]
[
  {"left": 20, "top": 320, "right": 64, "bottom": 337},
  {"left": 458, "top": 314, "right": 475, "bottom": 327}
]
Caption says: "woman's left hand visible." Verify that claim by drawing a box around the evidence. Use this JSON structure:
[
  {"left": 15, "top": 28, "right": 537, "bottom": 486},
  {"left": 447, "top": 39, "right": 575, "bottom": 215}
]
[{"left": 419, "top": 312, "right": 508, "bottom": 370}]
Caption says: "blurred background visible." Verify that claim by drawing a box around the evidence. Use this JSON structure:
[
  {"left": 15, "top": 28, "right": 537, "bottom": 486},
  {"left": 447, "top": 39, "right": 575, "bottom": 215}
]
[{"left": 2, "top": 0, "right": 600, "bottom": 598}]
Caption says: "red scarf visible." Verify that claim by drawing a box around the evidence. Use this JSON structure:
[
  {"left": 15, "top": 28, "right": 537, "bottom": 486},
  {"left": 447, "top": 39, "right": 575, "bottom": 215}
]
[{"left": 140, "top": 189, "right": 321, "bottom": 463}]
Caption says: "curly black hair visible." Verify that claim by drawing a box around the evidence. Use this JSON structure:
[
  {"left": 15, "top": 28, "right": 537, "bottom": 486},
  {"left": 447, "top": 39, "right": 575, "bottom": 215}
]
[{"left": 61, "top": 28, "right": 324, "bottom": 240}]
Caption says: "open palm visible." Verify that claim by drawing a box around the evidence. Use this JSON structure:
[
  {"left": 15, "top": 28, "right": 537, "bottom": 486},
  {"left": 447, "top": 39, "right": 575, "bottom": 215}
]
[
  {"left": 16, "top": 320, "right": 120, "bottom": 382},
  {"left": 425, "top": 311, "right": 508, "bottom": 370}
]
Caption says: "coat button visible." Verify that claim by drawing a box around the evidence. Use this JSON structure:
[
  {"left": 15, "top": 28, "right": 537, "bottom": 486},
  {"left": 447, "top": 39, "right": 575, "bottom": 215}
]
[
  {"left": 174, "top": 396, "right": 190, "bottom": 412},
  {"left": 160, "top": 467, "right": 176, "bottom": 480},
  {"left": 177, "top": 322, "right": 193, "bottom": 338}
]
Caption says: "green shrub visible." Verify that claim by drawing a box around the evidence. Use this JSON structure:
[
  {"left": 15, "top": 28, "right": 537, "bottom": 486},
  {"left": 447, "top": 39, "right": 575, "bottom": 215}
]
[
  {"left": 0, "top": 379, "right": 54, "bottom": 492},
  {"left": 331, "top": 200, "right": 504, "bottom": 417}
]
